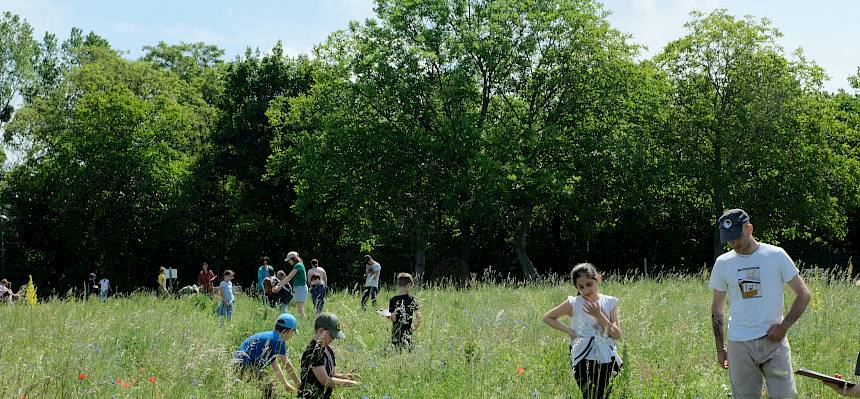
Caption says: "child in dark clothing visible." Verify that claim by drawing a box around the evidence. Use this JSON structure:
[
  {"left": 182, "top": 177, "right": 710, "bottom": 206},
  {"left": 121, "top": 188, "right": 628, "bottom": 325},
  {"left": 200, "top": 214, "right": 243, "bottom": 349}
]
[
  {"left": 297, "top": 313, "right": 358, "bottom": 399},
  {"left": 309, "top": 274, "right": 326, "bottom": 315},
  {"left": 388, "top": 272, "right": 421, "bottom": 350}
]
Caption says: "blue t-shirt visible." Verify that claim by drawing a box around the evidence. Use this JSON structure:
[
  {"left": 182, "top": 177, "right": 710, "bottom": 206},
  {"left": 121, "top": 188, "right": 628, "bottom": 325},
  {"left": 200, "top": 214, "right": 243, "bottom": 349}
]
[
  {"left": 219, "top": 281, "right": 234, "bottom": 304},
  {"left": 257, "top": 266, "right": 270, "bottom": 291},
  {"left": 233, "top": 331, "right": 287, "bottom": 367}
]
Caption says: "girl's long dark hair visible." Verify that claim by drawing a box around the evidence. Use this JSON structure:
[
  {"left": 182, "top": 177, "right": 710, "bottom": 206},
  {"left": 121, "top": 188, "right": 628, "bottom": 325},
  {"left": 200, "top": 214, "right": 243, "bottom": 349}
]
[{"left": 570, "top": 263, "right": 602, "bottom": 296}]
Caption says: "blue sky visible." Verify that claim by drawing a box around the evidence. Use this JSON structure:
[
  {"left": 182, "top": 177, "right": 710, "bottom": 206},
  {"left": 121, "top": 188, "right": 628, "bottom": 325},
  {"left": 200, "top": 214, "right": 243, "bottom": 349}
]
[{"left": 3, "top": 0, "right": 859, "bottom": 92}]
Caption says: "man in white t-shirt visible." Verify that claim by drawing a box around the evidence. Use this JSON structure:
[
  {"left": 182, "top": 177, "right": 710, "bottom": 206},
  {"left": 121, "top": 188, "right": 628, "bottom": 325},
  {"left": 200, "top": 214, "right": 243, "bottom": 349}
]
[
  {"left": 361, "top": 255, "right": 381, "bottom": 310},
  {"left": 709, "top": 209, "right": 811, "bottom": 399}
]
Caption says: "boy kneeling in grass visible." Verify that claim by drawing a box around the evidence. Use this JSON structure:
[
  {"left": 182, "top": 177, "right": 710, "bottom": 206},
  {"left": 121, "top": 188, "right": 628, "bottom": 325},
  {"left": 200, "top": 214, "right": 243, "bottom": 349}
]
[
  {"left": 298, "top": 313, "right": 359, "bottom": 398},
  {"left": 232, "top": 313, "right": 301, "bottom": 399}
]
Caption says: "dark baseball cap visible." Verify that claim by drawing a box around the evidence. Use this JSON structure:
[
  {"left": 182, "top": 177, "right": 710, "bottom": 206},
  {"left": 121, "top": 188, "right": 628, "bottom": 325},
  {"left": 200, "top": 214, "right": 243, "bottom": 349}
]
[
  {"left": 314, "top": 313, "right": 346, "bottom": 339},
  {"left": 718, "top": 209, "right": 750, "bottom": 242}
]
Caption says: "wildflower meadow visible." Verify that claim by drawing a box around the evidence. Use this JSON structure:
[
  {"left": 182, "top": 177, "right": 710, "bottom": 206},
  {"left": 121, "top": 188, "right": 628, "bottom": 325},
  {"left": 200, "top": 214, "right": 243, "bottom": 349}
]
[{"left": 0, "top": 269, "right": 857, "bottom": 398}]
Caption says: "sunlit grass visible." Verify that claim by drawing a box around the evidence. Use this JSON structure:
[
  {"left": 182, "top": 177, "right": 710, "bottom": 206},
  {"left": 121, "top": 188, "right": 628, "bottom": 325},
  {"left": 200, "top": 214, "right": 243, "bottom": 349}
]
[{"left": 0, "top": 269, "right": 857, "bottom": 398}]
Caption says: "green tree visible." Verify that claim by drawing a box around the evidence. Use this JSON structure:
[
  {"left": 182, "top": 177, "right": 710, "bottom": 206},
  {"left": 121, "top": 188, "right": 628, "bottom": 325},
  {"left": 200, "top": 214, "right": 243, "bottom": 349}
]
[
  {"left": 0, "top": 12, "right": 39, "bottom": 158},
  {"left": 656, "top": 10, "right": 858, "bottom": 260},
  {"left": 273, "top": 0, "right": 667, "bottom": 279},
  {"left": 181, "top": 42, "right": 314, "bottom": 278},
  {"left": 2, "top": 38, "right": 210, "bottom": 288}
]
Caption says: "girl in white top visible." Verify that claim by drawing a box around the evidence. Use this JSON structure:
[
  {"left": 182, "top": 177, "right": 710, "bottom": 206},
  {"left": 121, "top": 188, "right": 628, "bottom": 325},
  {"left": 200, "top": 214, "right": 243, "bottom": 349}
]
[{"left": 543, "top": 263, "right": 622, "bottom": 399}]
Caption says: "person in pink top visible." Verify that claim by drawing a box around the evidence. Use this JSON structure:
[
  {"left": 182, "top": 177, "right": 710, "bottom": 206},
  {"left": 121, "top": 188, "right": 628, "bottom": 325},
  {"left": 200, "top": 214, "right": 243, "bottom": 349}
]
[{"left": 197, "top": 262, "right": 216, "bottom": 295}]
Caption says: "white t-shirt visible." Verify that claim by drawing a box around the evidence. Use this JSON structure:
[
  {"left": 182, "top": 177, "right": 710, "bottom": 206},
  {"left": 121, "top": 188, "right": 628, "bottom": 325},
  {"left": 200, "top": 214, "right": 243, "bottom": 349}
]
[
  {"left": 99, "top": 279, "right": 110, "bottom": 293},
  {"left": 307, "top": 267, "right": 327, "bottom": 286},
  {"left": 567, "top": 294, "right": 621, "bottom": 365},
  {"left": 708, "top": 243, "right": 799, "bottom": 341},
  {"left": 365, "top": 262, "right": 381, "bottom": 287},
  {"left": 568, "top": 294, "right": 618, "bottom": 338}
]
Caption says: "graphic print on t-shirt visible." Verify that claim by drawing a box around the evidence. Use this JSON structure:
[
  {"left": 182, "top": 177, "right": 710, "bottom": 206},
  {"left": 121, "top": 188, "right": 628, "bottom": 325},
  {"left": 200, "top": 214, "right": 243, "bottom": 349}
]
[{"left": 737, "top": 267, "right": 762, "bottom": 299}]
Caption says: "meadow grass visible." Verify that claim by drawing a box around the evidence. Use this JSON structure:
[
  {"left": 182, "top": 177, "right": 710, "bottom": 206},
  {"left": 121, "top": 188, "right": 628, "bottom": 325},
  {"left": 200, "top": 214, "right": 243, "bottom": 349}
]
[{"left": 0, "top": 270, "right": 857, "bottom": 398}]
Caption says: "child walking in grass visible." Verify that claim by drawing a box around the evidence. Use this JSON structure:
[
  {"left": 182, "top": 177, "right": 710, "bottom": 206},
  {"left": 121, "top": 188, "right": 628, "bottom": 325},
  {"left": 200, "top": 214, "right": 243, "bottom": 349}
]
[
  {"left": 272, "top": 270, "right": 293, "bottom": 313},
  {"left": 543, "top": 263, "right": 622, "bottom": 399},
  {"left": 216, "top": 270, "right": 235, "bottom": 327},
  {"left": 388, "top": 272, "right": 420, "bottom": 351},
  {"left": 232, "top": 313, "right": 302, "bottom": 399}
]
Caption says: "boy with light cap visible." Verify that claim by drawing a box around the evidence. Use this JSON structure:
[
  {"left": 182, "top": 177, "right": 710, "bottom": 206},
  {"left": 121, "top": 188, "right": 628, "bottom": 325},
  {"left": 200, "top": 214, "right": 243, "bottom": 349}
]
[
  {"left": 708, "top": 208, "right": 811, "bottom": 399},
  {"left": 298, "top": 313, "right": 359, "bottom": 398},
  {"left": 233, "top": 313, "right": 302, "bottom": 399}
]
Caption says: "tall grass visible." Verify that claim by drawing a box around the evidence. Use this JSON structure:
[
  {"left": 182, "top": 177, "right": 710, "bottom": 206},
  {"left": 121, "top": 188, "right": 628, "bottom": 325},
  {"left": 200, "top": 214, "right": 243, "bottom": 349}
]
[{"left": 0, "top": 270, "right": 857, "bottom": 398}]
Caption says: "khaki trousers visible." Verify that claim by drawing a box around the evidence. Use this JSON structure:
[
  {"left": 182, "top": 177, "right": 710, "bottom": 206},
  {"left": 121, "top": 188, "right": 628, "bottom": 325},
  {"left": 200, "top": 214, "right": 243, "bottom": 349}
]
[{"left": 727, "top": 336, "right": 797, "bottom": 399}]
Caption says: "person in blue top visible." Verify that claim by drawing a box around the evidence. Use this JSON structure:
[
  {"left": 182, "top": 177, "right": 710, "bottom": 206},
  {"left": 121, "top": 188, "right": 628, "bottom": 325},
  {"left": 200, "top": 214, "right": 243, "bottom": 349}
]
[
  {"left": 233, "top": 313, "right": 302, "bottom": 399},
  {"left": 258, "top": 257, "right": 271, "bottom": 288}
]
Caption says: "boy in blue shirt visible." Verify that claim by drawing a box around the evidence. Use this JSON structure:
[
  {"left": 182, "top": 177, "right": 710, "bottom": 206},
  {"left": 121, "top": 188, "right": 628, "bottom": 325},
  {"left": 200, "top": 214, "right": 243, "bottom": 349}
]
[{"left": 233, "top": 313, "right": 302, "bottom": 399}]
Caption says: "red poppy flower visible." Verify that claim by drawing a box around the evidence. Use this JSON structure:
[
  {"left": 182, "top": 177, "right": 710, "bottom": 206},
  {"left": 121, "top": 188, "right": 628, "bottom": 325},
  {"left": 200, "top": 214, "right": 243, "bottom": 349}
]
[
  {"left": 517, "top": 367, "right": 524, "bottom": 375},
  {"left": 149, "top": 376, "right": 156, "bottom": 383},
  {"left": 79, "top": 373, "right": 87, "bottom": 381}
]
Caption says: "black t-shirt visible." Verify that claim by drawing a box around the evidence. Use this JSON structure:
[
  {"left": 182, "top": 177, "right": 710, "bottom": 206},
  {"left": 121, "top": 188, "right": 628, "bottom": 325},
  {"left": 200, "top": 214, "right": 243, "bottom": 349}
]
[
  {"left": 298, "top": 339, "right": 335, "bottom": 399},
  {"left": 389, "top": 294, "right": 419, "bottom": 333},
  {"left": 87, "top": 277, "right": 98, "bottom": 294}
]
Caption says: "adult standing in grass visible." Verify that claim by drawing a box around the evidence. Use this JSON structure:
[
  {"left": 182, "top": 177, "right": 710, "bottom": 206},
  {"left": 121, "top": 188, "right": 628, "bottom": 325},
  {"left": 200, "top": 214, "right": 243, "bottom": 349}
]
[
  {"left": 86, "top": 272, "right": 99, "bottom": 299},
  {"left": 543, "top": 263, "right": 622, "bottom": 399},
  {"left": 284, "top": 251, "right": 308, "bottom": 319},
  {"left": 0, "top": 278, "right": 20, "bottom": 304},
  {"left": 98, "top": 276, "right": 111, "bottom": 300},
  {"left": 258, "top": 257, "right": 272, "bottom": 304},
  {"left": 307, "top": 259, "right": 328, "bottom": 315},
  {"left": 709, "top": 209, "right": 811, "bottom": 399},
  {"left": 360, "top": 255, "right": 381, "bottom": 311},
  {"left": 158, "top": 267, "right": 169, "bottom": 296},
  {"left": 197, "top": 262, "right": 216, "bottom": 295},
  {"left": 232, "top": 313, "right": 302, "bottom": 399}
]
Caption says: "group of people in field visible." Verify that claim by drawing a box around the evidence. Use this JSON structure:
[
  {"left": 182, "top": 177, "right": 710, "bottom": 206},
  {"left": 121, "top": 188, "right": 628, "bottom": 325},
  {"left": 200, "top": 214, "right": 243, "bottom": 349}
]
[
  {"left": 543, "top": 208, "right": 858, "bottom": 399},
  {"left": 226, "top": 252, "right": 420, "bottom": 399},
  {"left": 4, "top": 208, "right": 857, "bottom": 398}
]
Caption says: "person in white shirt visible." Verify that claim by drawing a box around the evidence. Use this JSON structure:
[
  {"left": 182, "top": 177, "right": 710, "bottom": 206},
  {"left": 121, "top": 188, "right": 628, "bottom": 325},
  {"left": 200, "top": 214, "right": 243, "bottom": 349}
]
[
  {"left": 360, "top": 255, "right": 381, "bottom": 311},
  {"left": 543, "top": 263, "right": 622, "bottom": 399},
  {"left": 307, "top": 258, "right": 328, "bottom": 315},
  {"left": 98, "top": 277, "right": 110, "bottom": 300},
  {"left": 709, "top": 209, "right": 811, "bottom": 399}
]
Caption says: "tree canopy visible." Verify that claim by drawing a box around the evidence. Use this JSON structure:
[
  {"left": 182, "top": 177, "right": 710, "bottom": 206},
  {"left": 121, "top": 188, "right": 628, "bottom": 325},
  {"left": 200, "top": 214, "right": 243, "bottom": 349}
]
[{"left": 1, "top": 3, "right": 858, "bottom": 293}]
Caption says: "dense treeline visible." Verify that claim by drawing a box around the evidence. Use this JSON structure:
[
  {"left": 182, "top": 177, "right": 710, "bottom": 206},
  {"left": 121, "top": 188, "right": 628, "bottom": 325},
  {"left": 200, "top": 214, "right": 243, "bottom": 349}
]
[{"left": 1, "top": 1, "right": 858, "bottom": 294}]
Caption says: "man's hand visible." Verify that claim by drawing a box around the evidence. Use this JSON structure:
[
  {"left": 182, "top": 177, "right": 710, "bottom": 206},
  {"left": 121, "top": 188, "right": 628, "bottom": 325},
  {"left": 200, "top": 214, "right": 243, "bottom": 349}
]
[
  {"left": 716, "top": 349, "right": 728, "bottom": 369},
  {"left": 767, "top": 323, "right": 788, "bottom": 342}
]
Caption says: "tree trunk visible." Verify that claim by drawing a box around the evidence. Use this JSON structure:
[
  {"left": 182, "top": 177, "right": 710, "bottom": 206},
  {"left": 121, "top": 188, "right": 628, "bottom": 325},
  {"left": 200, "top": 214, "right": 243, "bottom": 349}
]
[
  {"left": 414, "top": 248, "right": 425, "bottom": 286},
  {"left": 515, "top": 207, "right": 539, "bottom": 280},
  {"left": 712, "top": 134, "right": 725, "bottom": 264}
]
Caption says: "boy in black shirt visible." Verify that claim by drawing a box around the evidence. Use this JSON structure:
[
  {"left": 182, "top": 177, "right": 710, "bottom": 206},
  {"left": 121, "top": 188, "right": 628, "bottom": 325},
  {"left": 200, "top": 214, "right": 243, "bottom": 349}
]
[
  {"left": 388, "top": 272, "right": 421, "bottom": 350},
  {"left": 298, "top": 313, "right": 358, "bottom": 399}
]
